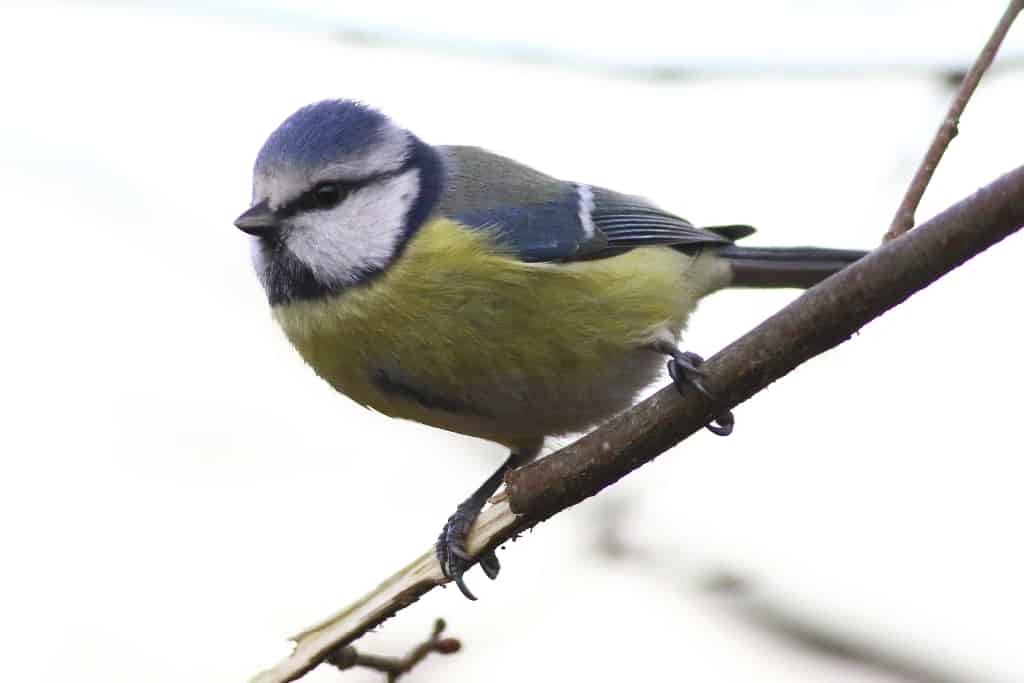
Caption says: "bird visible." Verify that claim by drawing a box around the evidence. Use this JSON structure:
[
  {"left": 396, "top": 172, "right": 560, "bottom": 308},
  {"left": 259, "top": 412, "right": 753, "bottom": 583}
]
[{"left": 234, "top": 99, "right": 866, "bottom": 600}]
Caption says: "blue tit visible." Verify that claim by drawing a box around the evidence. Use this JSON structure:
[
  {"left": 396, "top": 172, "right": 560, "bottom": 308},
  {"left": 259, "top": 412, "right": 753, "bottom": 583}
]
[{"left": 234, "top": 99, "right": 866, "bottom": 599}]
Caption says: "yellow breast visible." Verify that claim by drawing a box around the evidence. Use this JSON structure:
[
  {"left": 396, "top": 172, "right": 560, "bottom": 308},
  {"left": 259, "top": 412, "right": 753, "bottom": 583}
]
[{"left": 271, "top": 217, "right": 721, "bottom": 446}]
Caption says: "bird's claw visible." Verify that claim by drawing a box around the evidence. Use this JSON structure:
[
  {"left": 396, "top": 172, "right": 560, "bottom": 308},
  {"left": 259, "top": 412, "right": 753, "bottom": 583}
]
[
  {"left": 437, "top": 504, "right": 500, "bottom": 601},
  {"left": 478, "top": 551, "right": 501, "bottom": 580},
  {"left": 666, "top": 350, "right": 735, "bottom": 436},
  {"left": 667, "top": 350, "right": 712, "bottom": 398}
]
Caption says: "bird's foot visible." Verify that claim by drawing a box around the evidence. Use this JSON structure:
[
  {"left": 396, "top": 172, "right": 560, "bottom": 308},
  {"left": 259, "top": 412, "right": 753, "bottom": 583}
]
[
  {"left": 435, "top": 448, "right": 536, "bottom": 600},
  {"left": 437, "top": 503, "right": 500, "bottom": 601},
  {"left": 666, "top": 350, "right": 735, "bottom": 436}
]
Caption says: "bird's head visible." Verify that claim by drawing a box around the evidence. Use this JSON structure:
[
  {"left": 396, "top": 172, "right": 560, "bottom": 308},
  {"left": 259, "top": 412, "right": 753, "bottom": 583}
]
[{"left": 235, "top": 100, "right": 443, "bottom": 304}]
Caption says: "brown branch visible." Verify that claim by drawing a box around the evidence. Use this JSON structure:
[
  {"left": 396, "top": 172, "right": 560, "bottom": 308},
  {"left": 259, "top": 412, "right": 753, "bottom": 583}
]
[
  {"left": 250, "top": 163, "right": 1024, "bottom": 683},
  {"left": 883, "top": 0, "right": 1023, "bottom": 242},
  {"left": 325, "top": 618, "right": 461, "bottom": 682}
]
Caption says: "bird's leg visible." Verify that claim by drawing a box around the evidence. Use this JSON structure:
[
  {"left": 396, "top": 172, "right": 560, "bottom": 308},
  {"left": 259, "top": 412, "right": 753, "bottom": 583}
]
[
  {"left": 652, "top": 342, "right": 735, "bottom": 436},
  {"left": 437, "top": 447, "right": 537, "bottom": 600}
]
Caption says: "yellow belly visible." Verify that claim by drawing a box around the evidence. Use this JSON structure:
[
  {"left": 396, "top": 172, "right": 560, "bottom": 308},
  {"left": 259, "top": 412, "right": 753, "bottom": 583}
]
[{"left": 271, "top": 217, "right": 725, "bottom": 447}]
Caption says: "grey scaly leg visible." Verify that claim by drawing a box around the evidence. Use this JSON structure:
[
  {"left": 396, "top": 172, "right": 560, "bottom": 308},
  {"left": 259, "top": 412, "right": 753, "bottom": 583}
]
[{"left": 436, "top": 445, "right": 540, "bottom": 600}]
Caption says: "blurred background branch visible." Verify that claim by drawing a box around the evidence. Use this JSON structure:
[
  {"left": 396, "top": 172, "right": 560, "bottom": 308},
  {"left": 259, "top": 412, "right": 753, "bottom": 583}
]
[
  {"left": 117, "top": 2, "right": 1024, "bottom": 79},
  {"left": 593, "top": 500, "right": 978, "bottom": 683},
  {"left": 707, "top": 575, "right": 971, "bottom": 683}
]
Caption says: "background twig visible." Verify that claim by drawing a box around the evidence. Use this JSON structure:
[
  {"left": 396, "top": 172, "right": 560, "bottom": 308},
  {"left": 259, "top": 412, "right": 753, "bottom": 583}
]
[
  {"left": 250, "top": 165, "right": 1024, "bottom": 683},
  {"left": 325, "top": 618, "right": 460, "bottom": 682},
  {"left": 883, "top": 0, "right": 1023, "bottom": 242}
]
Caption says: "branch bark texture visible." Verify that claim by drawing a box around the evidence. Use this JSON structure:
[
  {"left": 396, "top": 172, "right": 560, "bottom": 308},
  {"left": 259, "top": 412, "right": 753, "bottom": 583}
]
[{"left": 251, "top": 164, "right": 1024, "bottom": 683}]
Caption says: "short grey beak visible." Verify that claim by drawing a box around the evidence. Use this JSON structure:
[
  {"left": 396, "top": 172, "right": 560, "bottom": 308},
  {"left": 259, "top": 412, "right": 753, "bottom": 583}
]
[{"left": 234, "top": 200, "right": 279, "bottom": 236}]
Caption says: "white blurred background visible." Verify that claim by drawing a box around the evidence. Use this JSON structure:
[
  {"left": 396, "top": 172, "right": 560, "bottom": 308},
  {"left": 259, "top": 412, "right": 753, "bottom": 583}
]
[{"left": 2, "top": 2, "right": 1023, "bottom": 682}]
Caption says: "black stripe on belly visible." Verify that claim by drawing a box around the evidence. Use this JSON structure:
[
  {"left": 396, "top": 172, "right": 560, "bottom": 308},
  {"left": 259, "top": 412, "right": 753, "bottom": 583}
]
[{"left": 371, "top": 369, "right": 490, "bottom": 416}]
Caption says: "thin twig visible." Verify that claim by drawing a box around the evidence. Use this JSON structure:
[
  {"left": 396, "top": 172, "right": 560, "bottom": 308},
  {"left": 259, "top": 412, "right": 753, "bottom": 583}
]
[
  {"left": 251, "top": 163, "right": 1024, "bottom": 683},
  {"left": 325, "top": 618, "right": 460, "bottom": 682},
  {"left": 883, "top": 0, "right": 1023, "bottom": 242}
]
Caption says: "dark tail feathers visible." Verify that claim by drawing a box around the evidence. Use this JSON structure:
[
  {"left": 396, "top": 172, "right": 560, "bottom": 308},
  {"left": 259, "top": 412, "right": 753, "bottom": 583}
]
[{"left": 717, "top": 244, "right": 868, "bottom": 289}]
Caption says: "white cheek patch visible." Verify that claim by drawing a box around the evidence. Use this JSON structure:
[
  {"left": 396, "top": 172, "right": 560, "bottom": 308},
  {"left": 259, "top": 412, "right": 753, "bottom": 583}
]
[{"left": 284, "top": 169, "right": 420, "bottom": 286}]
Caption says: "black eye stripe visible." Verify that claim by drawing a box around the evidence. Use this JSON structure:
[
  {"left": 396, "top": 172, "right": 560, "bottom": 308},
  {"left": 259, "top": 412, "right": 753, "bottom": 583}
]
[
  {"left": 275, "top": 165, "right": 412, "bottom": 219},
  {"left": 277, "top": 181, "right": 352, "bottom": 218}
]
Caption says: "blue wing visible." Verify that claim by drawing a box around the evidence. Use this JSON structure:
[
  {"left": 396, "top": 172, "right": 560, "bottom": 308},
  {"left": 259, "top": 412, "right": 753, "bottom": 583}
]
[
  {"left": 438, "top": 146, "right": 753, "bottom": 263},
  {"left": 588, "top": 187, "right": 752, "bottom": 252},
  {"left": 453, "top": 186, "right": 604, "bottom": 262},
  {"left": 450, "top": 184, "right": 751, "bottom": 262}
]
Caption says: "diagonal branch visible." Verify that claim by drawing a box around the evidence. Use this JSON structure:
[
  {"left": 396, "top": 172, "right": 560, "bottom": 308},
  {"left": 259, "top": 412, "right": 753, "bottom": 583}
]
[
  {"left": 251, "top": 163, "right": 1024, "bottom": 683},
  {"left": 883, "top": 0, "right": 1023, "bottom": 242}
]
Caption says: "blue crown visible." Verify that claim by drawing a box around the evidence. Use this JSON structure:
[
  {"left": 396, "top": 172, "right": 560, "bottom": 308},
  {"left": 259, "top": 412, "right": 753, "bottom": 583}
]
[{"left": 255, "top": 99, "right": 390, "bottom": 171}]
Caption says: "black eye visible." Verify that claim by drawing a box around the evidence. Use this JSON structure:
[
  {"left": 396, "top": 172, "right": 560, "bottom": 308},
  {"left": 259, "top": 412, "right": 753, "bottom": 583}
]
[{"left": 312, "top": 182, "right": 345, "bottom": 210}]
